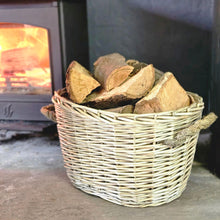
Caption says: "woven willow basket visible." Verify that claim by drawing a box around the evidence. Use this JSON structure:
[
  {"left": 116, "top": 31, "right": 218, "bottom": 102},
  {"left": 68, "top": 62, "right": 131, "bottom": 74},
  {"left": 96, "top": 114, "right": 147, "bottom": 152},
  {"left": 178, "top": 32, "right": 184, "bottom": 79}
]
[
  {"left": 49, "top": 90, "right": 209, "bottom": 208},
  {"left": 42, "top": 68, "right": 217, "bottom": 207}
]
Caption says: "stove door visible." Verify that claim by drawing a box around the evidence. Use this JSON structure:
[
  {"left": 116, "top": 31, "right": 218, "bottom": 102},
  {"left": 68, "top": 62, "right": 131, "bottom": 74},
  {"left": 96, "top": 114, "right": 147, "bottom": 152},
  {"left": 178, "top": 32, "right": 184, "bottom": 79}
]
[
  {"left": 0, "top": 6, "right": 63, "bottom": 121},
  {"left": 0, "top": 23, "right": 52, "bottom": 95}
]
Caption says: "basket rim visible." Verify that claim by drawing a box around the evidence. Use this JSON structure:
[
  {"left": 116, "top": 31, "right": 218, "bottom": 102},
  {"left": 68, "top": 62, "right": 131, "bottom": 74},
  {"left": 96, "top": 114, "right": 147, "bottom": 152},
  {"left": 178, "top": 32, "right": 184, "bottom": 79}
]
[{"left": 52, "top": 90, "right": 204, "bottom": 119}]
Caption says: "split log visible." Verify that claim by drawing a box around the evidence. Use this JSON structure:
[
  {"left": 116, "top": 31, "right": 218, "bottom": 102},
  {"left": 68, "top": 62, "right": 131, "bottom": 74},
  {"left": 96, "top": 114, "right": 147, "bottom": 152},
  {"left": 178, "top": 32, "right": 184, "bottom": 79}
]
[
  {"left": 93, "top": 53, "right": 134, "bottom": 91},
  {"left": 134, "top": 72, "right": 190, "bottom": 114},
  {"left": 83, "top": 64, "right": 155, "bottom": 109},
  {"left": 65, "top": 61, "right": 100, "bottom": 104},
  {"left": 105, "top": 105, "right": 134, "bottom": 114},
  {"left": 126, "top": 59, "right": 164, "bottom": 82}
]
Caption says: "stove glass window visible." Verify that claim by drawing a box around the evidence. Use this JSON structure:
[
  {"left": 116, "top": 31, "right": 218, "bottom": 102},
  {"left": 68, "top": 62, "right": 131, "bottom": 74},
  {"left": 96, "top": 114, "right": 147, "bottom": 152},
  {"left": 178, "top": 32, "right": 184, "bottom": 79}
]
[{"left": 0, "top": 23, "right": 51, "bottom": 95}]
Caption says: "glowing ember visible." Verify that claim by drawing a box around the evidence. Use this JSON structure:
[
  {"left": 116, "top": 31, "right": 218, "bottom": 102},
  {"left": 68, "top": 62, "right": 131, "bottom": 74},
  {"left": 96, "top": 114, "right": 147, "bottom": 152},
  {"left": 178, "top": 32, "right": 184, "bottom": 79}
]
[
  {"left": 0, "top": 83, "right": 6, "bottom": 87},
  {"left": 0, "top": 23, "right": 52, "bottom": 95}
]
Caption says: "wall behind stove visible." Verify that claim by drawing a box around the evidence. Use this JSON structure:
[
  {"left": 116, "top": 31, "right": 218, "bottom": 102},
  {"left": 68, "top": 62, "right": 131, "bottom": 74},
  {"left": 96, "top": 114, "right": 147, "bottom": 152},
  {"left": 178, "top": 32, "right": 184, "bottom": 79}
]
[{"left": 87, "top": 0, "right": 214, "bottom": 113}]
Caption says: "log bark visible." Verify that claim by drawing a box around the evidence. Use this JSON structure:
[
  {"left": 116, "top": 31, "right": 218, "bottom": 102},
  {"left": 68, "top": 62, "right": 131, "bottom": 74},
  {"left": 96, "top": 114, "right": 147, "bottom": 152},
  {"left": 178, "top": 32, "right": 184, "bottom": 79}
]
[
  {"left": 83, "top": 64, "right": 155, "bottom": 109},
  {"left": 65, "top": 61, "right": 100, "bottom": 104},
  {"left": 126, "top": 59, "right": 147, "bottom": 76},
  {"left": 93, "top": 53, "right": 134, "bottom": 91},
  {"left": 127, "top": 59, "right": 164, "bottom": 82},
  {"left": 134, "top": 72, "right": 190, "bottom": 114}
]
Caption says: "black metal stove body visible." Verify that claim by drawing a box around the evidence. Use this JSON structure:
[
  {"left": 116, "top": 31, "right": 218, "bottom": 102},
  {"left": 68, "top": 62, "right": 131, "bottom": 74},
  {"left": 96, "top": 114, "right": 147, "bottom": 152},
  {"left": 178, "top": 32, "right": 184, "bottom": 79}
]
[{"left": 0, "top": 0, "right": 88, "bottom": 122}]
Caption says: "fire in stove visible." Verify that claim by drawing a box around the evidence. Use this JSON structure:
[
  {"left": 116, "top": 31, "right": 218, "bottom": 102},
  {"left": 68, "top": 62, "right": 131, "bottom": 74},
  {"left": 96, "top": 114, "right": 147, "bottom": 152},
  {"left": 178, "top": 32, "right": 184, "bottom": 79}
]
[{"left": 0, "top": 23, "right": 51, "bottom": 95}]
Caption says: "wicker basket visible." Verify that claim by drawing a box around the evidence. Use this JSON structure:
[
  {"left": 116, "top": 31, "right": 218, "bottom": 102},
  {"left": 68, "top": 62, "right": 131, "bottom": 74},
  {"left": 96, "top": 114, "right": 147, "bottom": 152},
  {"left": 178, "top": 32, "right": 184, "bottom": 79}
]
[{"left": 42, "top": 79, "right": 217, "bottom": 207}]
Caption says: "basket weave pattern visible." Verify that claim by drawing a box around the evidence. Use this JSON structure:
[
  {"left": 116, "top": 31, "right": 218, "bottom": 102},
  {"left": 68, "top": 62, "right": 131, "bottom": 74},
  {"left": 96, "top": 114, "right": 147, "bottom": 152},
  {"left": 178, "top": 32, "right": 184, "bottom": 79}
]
[{"left": 52, "top": 92, "right": 204, "bottom": 207}]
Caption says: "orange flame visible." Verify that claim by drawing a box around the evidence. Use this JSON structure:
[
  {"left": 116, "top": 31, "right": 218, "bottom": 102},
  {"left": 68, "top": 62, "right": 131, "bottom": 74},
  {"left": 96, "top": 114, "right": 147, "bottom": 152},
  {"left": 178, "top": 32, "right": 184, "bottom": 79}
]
[{"left": 0, "top": 23, "right": 51, "bottom": 94}]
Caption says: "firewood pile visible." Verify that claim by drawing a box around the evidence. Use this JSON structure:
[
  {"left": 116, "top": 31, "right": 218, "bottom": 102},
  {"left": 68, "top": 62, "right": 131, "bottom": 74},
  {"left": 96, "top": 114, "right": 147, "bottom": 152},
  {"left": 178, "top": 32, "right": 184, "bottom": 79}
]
[
  {"left": 62, "top": 52, "right": 192, "bottom": 114},
  {"left": 40, "top": 53, "right": 219, "bottom": 209}
]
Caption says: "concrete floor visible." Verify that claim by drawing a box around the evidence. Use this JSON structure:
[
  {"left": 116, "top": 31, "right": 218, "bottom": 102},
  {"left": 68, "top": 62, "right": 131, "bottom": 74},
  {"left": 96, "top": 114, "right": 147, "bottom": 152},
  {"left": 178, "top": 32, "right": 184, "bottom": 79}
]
[{"left": 0, "top": 134, "right": 220, "bottom": 220}]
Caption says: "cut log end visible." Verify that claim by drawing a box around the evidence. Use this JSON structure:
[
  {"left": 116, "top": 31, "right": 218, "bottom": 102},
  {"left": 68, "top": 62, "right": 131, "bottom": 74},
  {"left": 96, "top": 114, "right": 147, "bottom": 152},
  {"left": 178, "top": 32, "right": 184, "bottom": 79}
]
[
  {"left": 134, "top": 72, "right": 190, "bottom": 114},
  {"left": 106, "top": 65, "right": 134, "bottom": 91},
  {"left": 125, "top": 64, "right": 155, "bottom": 99},
  {"left": 93, "top": 53, "right": 134, "bottom": 91},
  {"left": 66, "top": 61, "right": 100, "bottom": 104}
]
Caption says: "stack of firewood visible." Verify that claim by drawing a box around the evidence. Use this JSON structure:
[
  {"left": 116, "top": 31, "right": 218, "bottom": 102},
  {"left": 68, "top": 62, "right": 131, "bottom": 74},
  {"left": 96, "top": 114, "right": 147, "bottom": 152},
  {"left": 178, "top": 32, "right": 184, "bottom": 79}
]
[{"left": 63, "top": 53, "right": 191, "bottom": 114}]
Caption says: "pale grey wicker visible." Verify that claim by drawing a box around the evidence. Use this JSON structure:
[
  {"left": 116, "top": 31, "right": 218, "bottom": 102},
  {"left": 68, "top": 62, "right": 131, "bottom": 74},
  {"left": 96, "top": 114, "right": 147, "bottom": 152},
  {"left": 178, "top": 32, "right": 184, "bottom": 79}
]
[{"left": 49, "top": 87, "right": 215, "bottom": 207}]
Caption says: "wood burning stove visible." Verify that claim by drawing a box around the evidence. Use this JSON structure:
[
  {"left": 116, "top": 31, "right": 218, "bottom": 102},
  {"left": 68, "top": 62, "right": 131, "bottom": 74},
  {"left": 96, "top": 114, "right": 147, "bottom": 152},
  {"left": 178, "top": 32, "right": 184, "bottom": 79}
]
[{"left": 0, "top": 0, "right": 88, "bottom": 123}]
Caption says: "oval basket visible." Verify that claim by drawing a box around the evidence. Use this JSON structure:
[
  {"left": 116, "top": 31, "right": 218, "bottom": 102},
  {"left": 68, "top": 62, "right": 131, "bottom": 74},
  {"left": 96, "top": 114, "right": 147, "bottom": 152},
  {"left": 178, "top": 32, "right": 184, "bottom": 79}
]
[{"left": 49, "top": 88, "right": 210, "bottom": 207}]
